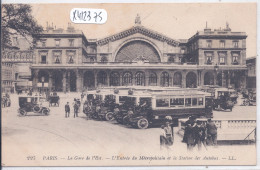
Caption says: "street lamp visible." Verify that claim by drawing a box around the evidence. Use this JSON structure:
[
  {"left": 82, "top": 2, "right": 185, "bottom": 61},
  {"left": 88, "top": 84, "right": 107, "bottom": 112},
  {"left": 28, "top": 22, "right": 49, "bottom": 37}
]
[{"left": 214, "top": 64, "right": 219, "bottom": 72}]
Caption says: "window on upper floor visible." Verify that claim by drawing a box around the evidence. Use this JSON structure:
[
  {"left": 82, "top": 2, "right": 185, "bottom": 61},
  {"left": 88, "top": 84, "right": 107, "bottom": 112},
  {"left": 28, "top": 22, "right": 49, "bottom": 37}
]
[
  {"left": 220, "top": 40, "right": 225, "bottom": 48},
  {"left": 68, "top": 56, "right": 74, "bottom": 64},
  {"left": 42, "top": 41, "right": 46, "bottom": 47},
  {"left": 181, "top": 49, "right": 185, "bottom": 54},
  {"left": 205, "top": 52, "right": 213, "bottom": 65},
  {"left": 41, "top": 55, "right": 46, "bottom": 64},
  {"left": 101, "top": 56, "right": 108, "bottom": 63},
  {"left": 69, "top": 39, "right": 74, "bottom": 47},
  {"left": 218, "top": 52, "right": 226, "bottom": 65},
  {"left": 53, "top": 51, "right": 61, "bottom": 64},
  {"left": 168, "top": 55, "right": 175, "bottom": 63},
  {"left": 55, "top": 39, "right": 60, "bottom": 47},
  {"left": 231, "top": 52, "right": 240, "bottom": 65},
  {"left": 233, "top": 41, "right": 238, "bottom": 48},
  {"left": 206, "top": 40, "right": 212, "bottom": 48}
]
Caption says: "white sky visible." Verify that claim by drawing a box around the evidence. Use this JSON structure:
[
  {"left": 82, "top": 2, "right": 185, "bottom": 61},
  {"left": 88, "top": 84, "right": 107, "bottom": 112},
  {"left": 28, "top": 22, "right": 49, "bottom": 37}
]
[{"left": 29, "top": 3, "right": 257, "bottom": 58}]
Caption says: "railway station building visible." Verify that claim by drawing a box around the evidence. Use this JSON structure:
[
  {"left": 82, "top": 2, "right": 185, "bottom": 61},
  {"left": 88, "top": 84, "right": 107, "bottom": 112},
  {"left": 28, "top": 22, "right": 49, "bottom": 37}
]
[{"left": 31, "top": 16, "right": 247, "bottom": 92}]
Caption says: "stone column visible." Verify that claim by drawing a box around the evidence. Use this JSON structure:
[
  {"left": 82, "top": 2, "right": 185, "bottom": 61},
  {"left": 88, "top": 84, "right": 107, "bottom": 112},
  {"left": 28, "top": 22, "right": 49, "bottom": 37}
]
[
  {"left": 94, "top": 71, "right": 98, "bottom": 88},
  {"left": 227, "top": 71, "right": 231, "bottom": 88},
  {"left": 182, "top": 71, "right": 186, "bottom": 88},
  {"left": 67, "top": 71, "right": 71, "bottom": 92},
  {"left": 76, "top": 70, "right": 83, "bottom": 92},
  {"left": 221, "top": 71, "right": 226, "bottom": 87},
  {"left": 145, "top": 71, "right": 149, "bottom": 86},
  {"left": 32, "top": 69, "right": 39, "bottom": 92},
  {"left": 119, "top": 73, "right": 122, "bottom": 86},
  {"left": 214, "top": 72, "right": 217, "bottom": 86},
  {"left": 132, "top": 71, "right": 135, "bottom": 86},
  {"left": 48, "top": 71, "right": 52, "bottom": 91},
  {"left": 157, "top": 71, "right": 161, "bottom": 87},
  {"left": 106, "top": 70, "right": 110, "bottom": 87},
  {"left": 62, "top": 71, "right": 66, "bottom": 93}
]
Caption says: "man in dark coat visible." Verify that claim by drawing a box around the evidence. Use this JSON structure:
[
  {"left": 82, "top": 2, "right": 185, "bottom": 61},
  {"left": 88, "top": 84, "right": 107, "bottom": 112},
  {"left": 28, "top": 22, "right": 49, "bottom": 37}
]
[
  {"left": 73, "top": 102, "right": 79, "bottom": 118},
  {"left": 193, "top": 120, "right": 207, "bottom": 151},
  {"left": 65, "top": 102, "right": 70, "bottom": 118}
]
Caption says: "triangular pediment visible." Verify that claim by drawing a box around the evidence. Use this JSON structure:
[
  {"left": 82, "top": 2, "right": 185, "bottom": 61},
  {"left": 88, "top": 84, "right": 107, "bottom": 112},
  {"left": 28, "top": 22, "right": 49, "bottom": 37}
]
[{"left": 97, "top": 25, "right": 180, "bottom": 46}]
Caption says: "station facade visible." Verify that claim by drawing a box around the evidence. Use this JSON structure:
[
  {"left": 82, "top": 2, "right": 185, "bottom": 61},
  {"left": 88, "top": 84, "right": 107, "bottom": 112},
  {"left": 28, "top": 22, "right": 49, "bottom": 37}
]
[{"left": 31, "top": 17, "right": 247, "bottom": 92}]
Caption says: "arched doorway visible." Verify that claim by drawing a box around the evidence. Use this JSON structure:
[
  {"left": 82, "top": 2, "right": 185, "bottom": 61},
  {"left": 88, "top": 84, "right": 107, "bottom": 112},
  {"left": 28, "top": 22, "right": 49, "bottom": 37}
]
[
  {"left": 84, "top": 71, "right": 95, "bottom": 89},
  {"left": 173, "top": 72, "right": 182, "bottom": 86},
  {"left": 122, "top": 72, "right": 132, "bottom": 86},
  {"left": 52, "top": 70, "right": 63, "bottom": 92},
  {"left": 97, "top": 71, "right": 107, "bottom": 86},
  {"left": 67, "top": 70, "right": 76, "bottom": 92},
  {"left": 110, "top": 72, "right": 120, "bottom": 86},
  {"left": 148, "top": 72, "right": 157, "bottom": 86},
  {"left": 160, "top": 72, "right": 170, "bottom": 87},
  {"left": 186, "top": 72, "right": 197, "bottom": 88},
  {"left": 135, "top": 71, "right": 145, "bottom": 86},
  {"left": 204, "top": 72, "right": 214, "bottom": 85}
]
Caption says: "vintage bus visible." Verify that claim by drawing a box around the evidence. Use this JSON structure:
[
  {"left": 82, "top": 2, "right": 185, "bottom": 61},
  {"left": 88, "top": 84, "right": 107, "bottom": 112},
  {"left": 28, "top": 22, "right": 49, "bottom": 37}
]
[{"left": 128, "top": 90, "right": 213, "bottom": 129}]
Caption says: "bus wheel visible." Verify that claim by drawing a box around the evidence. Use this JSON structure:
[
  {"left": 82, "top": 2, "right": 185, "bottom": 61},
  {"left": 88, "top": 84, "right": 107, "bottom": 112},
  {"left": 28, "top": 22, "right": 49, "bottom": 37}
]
[
  {"left": 105, "top": 112, "right": 114, "bottom": 121},
  {"left": 19, "top": 109, "right": 27, "bottom": 116},
  {"left": 137, "top": 118, "right": 149, "bottom": 129}
]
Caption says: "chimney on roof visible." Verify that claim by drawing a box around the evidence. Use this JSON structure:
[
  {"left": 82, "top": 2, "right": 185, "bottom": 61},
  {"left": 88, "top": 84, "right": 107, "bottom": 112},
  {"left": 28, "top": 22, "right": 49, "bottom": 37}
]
[
  {"left": 204, "top": 21, "right": 211, "bottom": 32},
  {"left": 46, "top": 21, "right": 54, "bottom": 31}
]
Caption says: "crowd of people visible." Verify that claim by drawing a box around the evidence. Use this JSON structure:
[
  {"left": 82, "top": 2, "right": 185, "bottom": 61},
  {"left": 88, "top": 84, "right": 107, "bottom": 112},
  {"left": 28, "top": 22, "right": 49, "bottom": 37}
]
[
  {"left": 183, "top": 116, "right": 218, "bottom": 151},
  {"left": 160, "top": 116, "right": 218, "bottom": 151}
]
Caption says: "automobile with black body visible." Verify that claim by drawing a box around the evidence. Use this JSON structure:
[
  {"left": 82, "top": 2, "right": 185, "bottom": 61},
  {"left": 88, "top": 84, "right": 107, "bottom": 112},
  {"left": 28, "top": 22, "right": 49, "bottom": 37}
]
[{"left": 18, "top": 95, "right": 50, "bottom": 116}]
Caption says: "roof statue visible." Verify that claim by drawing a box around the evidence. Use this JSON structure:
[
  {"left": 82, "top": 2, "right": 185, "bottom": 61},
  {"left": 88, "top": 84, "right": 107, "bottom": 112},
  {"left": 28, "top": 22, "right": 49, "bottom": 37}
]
[{"left": 135, "top": 14, "right": 141, "bottom": 25}]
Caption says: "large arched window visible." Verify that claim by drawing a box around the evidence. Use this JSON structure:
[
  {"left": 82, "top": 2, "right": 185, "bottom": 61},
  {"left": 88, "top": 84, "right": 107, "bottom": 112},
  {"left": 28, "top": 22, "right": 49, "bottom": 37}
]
[
  {"left": 204, "top": 72, "right": 214, "bottom": 85},
  {"left": 173, "top": 72, "right": 182, "bottom": 86},
  {"left": 149, "top": 72, "right": 157, "bottom": 86},
  {"left": 135, "top": 72, "right": 145, "bottom": 86},
  {"left": 186, "top": 72, "right": 197, "bottom": 88},
  {"left": 115, "top": 40, "right": 161, "bottom": 62},
  {"left": 110, "top": 72, "right": 120, "bottom": 86},
  {"left": 97, "top": 71, "right": 107, "bottom": 86},
  {"left": 122, "top": 72, "right": 132, "bottom": 86},
  {"left": 160, "top": 72, "right": 170, "bottom": 87}
]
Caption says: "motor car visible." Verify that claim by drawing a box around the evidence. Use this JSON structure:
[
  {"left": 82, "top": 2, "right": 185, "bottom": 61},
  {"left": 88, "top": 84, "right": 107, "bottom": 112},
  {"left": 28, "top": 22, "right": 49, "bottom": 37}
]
[{"left": 18, "top": 96, "right": 50, "bottom": 116}]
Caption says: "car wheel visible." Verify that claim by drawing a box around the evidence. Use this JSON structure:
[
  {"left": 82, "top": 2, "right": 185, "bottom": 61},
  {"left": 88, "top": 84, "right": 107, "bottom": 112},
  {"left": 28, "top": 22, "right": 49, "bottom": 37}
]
[
  {"left": 42, "top": 108, "right": 50, "bottom": 115},
  {"left": 33, "top": 105, "right": 41, "bottom": 113},
  {"left": 137, "top": 118, "right": 149, "bottom": 129},
  {"left": 105, "top": 112, "right": 114, "bottom": 121},
  {"left": 19, "top": 109, "right": 27, "bottom": 116}
]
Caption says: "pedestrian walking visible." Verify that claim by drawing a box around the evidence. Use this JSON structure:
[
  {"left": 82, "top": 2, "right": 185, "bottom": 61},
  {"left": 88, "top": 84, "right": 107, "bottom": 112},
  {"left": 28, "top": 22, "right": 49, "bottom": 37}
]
[
  {"left": 206, "top": 119, "right": 218, "bottom": 146},
  {"left": 164, "top": 121, "right": 173, "bottom": 146},
  {"left": 193, "top": 120, "right": 207, "bottom": 151},
  {"left": 65, "top": 102, "right": 70, "bottom": 118},
  {"left": 73, "top": 102, "right": 79, "bottom": 118}
]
